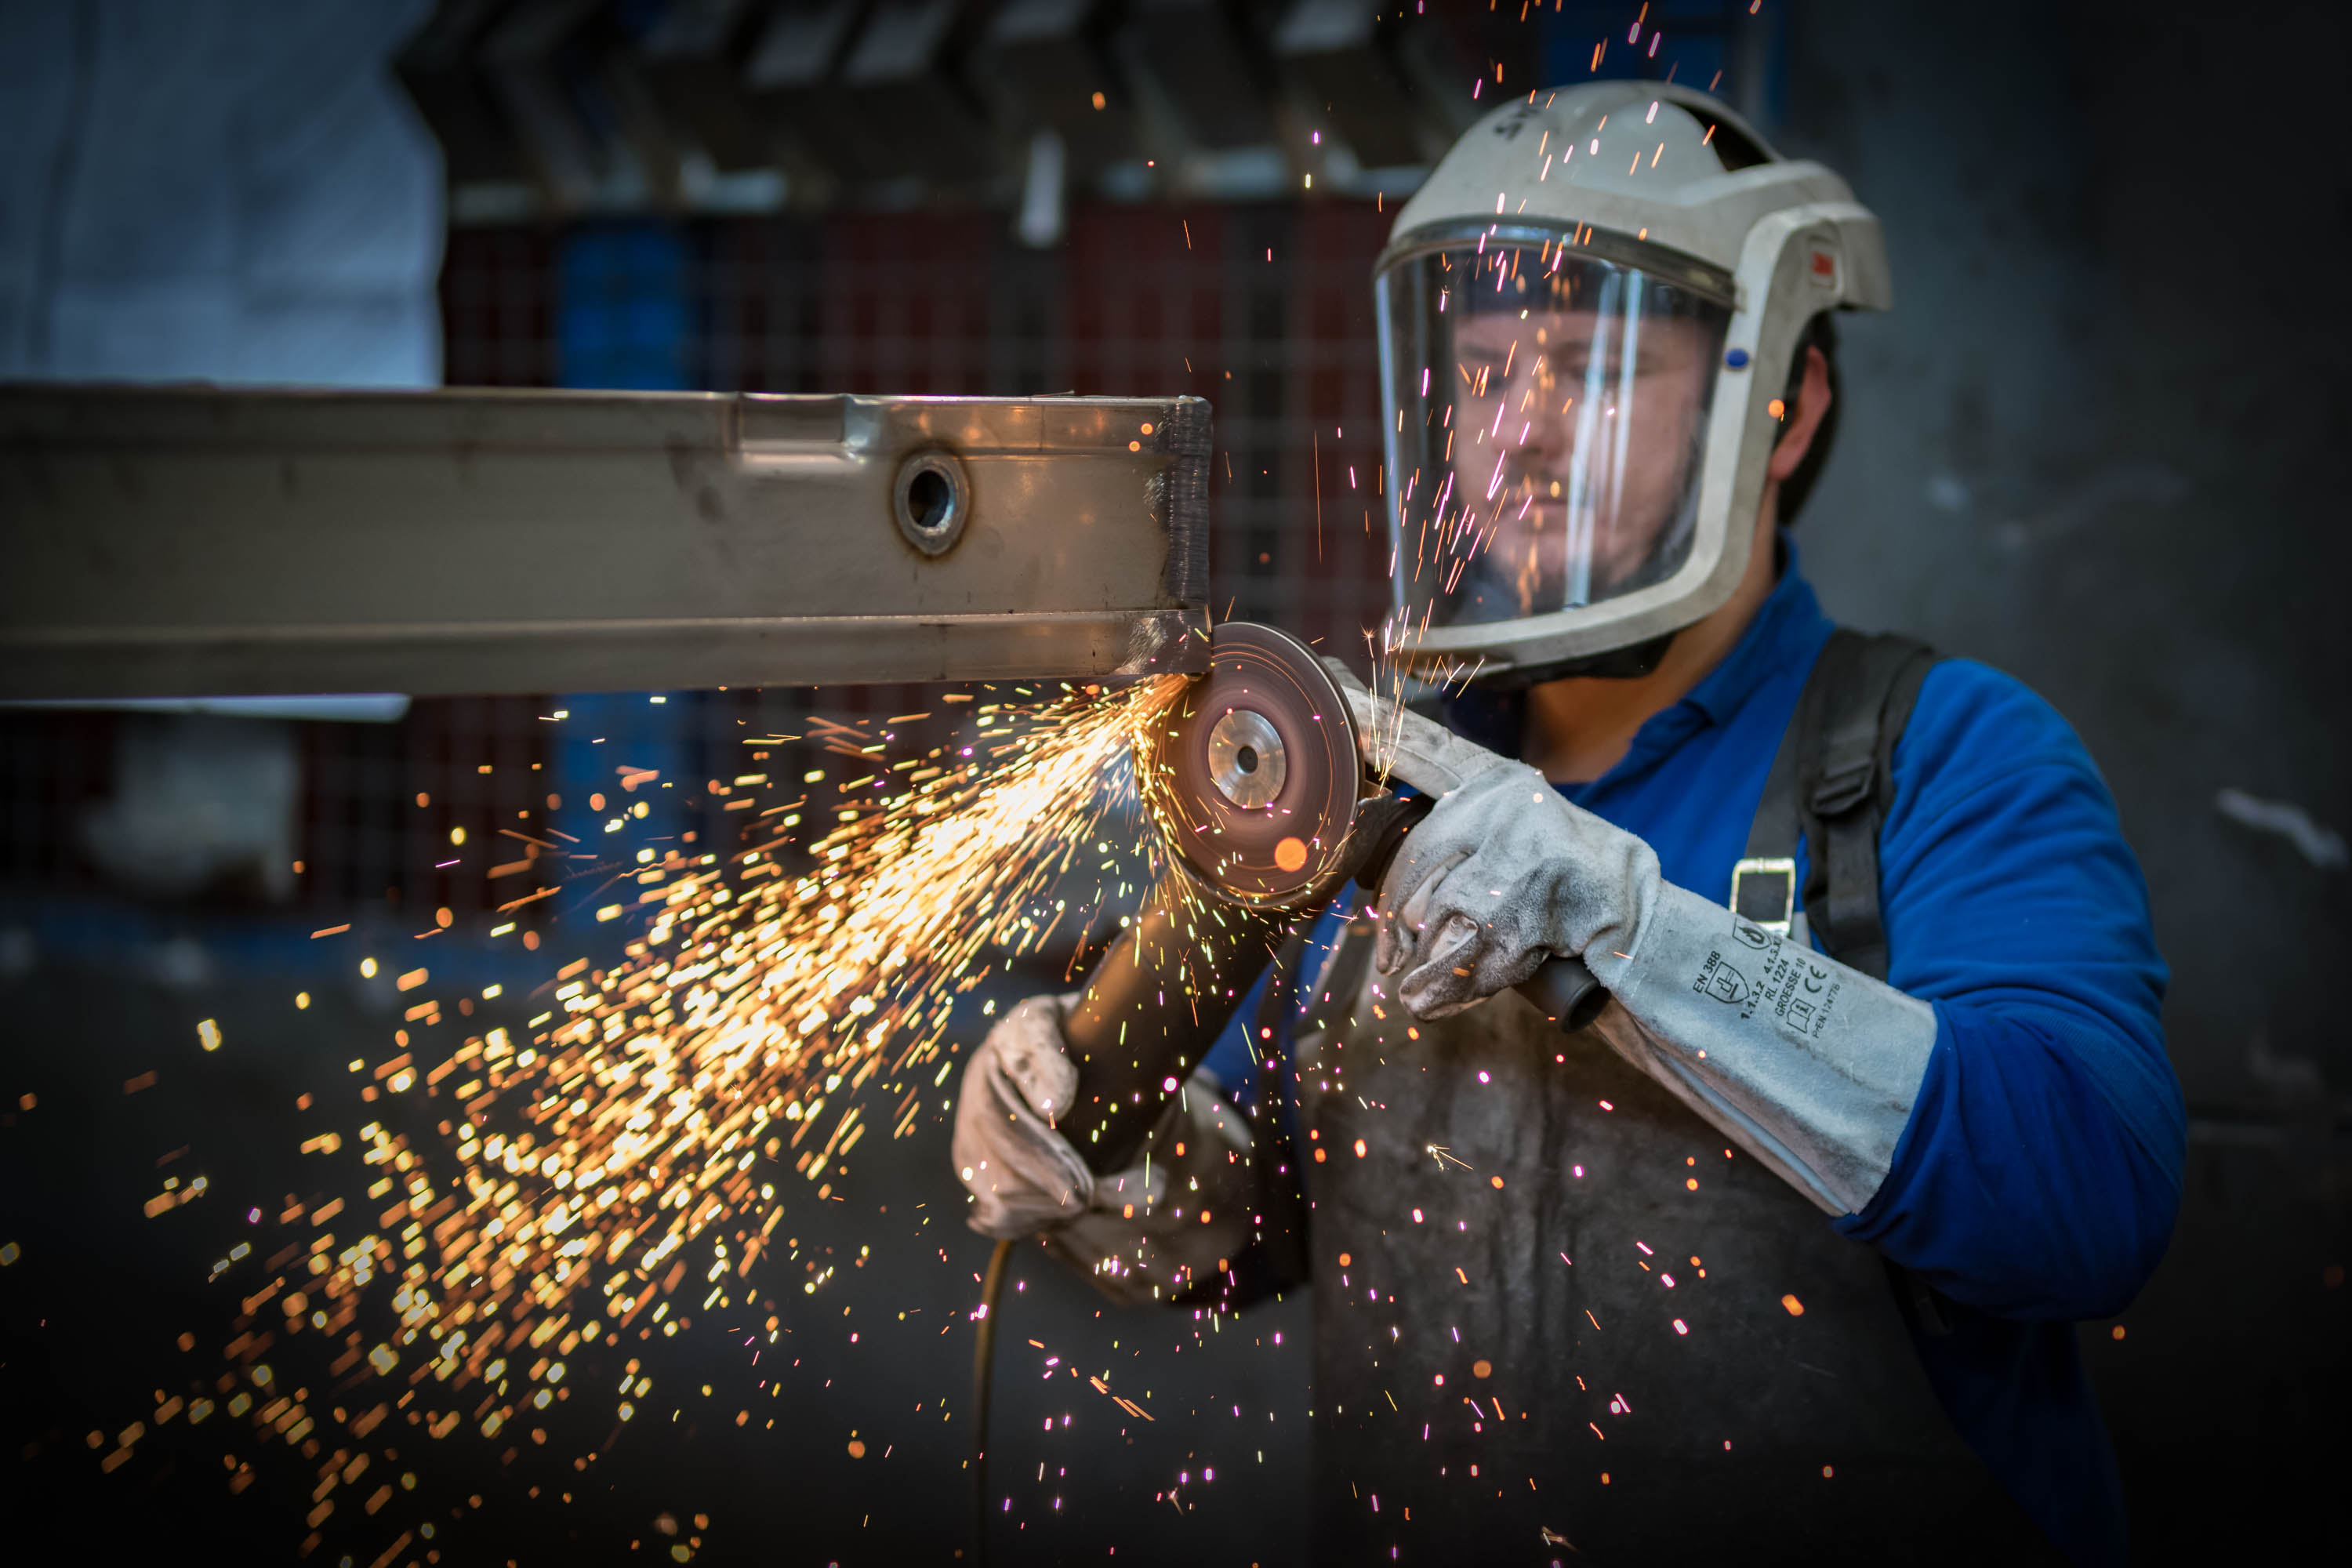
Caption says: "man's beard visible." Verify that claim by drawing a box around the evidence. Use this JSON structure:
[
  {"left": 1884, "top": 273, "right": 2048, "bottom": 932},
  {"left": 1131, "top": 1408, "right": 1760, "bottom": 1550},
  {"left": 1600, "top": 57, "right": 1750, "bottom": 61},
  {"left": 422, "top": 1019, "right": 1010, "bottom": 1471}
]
[{"left": 1439, "top": 487, "right": 1567, "bottom": 623}]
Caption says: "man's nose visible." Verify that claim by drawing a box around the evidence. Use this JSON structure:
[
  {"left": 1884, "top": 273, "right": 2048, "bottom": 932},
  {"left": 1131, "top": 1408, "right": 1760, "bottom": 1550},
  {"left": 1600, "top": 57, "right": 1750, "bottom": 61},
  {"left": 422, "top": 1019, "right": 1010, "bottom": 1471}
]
[{"left": 1504, "top": 369, "right": 1563, "bottom": 460}]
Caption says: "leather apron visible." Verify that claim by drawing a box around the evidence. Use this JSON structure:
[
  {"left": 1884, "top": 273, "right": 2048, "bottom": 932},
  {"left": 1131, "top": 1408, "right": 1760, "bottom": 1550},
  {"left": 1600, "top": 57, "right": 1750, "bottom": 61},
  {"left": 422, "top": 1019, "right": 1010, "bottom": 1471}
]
[{"left": 1290, "top": 913, "right": 2059, "bottom": 1566}]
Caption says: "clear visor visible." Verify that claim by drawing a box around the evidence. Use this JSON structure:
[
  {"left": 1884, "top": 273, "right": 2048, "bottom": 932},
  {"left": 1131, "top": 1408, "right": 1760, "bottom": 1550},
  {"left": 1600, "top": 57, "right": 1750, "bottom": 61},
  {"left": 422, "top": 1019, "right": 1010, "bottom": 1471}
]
[{"left": 1377, "top": 241, "right": 1732, "bottom": 643}]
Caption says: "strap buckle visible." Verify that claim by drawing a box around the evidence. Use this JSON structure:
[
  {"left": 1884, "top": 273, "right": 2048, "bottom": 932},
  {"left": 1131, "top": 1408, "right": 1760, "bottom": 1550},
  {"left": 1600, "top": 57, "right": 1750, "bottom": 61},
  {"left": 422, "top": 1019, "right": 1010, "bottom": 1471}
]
[
  {"left": 1810, "top": 759, "right": 1876, "bottom": 818},
  {"left": 1730, "top": 856, "right": 1797, "bottom": 936}
]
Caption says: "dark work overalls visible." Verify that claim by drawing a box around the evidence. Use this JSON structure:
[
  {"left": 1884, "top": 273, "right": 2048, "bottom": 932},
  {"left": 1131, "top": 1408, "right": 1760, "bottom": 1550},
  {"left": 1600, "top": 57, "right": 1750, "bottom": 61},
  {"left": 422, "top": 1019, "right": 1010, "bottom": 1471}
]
[{"left": 1267, "top": 633, "right": 2064, "bottom": 1566}]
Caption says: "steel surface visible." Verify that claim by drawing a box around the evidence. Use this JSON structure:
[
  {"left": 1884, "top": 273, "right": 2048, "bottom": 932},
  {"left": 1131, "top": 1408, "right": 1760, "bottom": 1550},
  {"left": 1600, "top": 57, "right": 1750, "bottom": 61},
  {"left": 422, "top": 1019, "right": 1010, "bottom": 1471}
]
[{"left": 0, "top": 387, "right": 1211, "bottom": 697}]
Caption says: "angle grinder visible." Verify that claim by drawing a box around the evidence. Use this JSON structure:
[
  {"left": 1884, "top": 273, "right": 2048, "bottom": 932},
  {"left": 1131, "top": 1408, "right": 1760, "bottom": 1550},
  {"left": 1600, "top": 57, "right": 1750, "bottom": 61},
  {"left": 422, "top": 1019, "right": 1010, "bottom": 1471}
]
[{"left": 1054, "top": 621, "right": 1608, "bottom": 1171}]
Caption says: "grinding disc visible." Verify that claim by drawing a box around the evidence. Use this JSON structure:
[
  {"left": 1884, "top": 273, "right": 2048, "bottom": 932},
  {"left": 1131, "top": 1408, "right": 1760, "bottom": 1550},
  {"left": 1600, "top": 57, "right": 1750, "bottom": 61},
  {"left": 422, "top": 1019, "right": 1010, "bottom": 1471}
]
[{"left": 1141, "top": 622, "right": 1363, "bottom": 908}]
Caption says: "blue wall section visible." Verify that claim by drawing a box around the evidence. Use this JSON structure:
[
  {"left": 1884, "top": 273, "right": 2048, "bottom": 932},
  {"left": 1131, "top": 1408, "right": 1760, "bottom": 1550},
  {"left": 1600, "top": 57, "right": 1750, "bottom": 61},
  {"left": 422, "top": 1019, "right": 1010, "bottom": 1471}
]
[
  {"left": 555, "top": 221, "right": 697, "bottom": 393},
  {"left": 552, "top": 221, "right": 700, "bottom": 854}
]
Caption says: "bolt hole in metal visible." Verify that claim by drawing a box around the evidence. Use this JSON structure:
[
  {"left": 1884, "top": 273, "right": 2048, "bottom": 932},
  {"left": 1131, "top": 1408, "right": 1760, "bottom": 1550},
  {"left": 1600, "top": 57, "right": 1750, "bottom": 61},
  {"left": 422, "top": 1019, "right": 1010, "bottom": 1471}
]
[
  {"left": 1206, "top": 708, "right": 1287, "bottom": 809},
  {"left": 893, "top": 450, "right": 968, "bottom": 556}
]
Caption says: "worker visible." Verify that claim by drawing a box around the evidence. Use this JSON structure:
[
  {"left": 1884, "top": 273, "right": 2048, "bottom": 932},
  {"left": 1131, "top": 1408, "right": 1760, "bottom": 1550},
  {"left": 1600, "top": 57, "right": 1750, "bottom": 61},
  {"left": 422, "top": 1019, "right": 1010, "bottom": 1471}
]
[{"left": 954, "top": 83, "right": 2180, "bottom": 1566}]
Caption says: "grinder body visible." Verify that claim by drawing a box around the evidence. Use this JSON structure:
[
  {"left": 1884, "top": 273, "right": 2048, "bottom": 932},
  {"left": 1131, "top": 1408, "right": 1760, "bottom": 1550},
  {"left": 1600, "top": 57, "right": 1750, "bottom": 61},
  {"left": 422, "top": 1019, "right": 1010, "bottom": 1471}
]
[{"left": 1060, "top": 893, "right": 1296, "bottom": 1171}]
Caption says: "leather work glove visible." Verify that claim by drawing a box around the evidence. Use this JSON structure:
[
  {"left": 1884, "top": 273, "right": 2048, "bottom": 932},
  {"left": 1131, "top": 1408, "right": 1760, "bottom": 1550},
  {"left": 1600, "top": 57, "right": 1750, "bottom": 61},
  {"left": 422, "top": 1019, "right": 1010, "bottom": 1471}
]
[
  {"left": 952, "top": 994, "right": 1258, "bottom": 1304},
  {"left": 1375, "top": 760, "right": 1657, "bottom": 1022},
  {"left": 1326, "top": 663, "right": 1939, "bottom": 1218}
]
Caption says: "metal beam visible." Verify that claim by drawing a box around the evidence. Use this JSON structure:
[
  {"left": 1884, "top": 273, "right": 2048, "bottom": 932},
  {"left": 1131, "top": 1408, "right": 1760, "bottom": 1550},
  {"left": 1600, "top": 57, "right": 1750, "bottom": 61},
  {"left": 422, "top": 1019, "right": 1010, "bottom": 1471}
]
[{"left": 0, "top": 387, "right": 1211, "bottom": 698}]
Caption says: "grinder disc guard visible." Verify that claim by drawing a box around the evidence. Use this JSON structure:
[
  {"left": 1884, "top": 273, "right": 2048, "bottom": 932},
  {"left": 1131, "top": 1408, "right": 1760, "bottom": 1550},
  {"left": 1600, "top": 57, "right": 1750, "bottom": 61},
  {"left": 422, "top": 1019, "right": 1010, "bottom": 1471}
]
[{"left": 1142, "top": 622, "right": 1363, "bottom": 908}]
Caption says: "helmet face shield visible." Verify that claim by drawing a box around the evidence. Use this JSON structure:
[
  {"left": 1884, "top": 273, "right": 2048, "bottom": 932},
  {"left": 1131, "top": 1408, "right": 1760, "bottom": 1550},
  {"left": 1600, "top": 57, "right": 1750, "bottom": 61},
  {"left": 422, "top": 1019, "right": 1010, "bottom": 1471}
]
[
  {"left": 1368, "top": 85, "right": 1893, "bottom": 681},
  {"left": 1377, "top": 232, "right": 1735, "bottom": 677}
]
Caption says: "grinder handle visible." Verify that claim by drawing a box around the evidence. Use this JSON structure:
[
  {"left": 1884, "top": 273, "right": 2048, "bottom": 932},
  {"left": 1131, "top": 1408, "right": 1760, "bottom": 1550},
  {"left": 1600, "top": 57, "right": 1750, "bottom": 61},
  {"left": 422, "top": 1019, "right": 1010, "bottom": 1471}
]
[
  {"left": 1519, "top": 953, "right": 1610, "bottom": 1033},
  {"left": 1058, "top": 887, "right": 1298, "bottom": 1175}
]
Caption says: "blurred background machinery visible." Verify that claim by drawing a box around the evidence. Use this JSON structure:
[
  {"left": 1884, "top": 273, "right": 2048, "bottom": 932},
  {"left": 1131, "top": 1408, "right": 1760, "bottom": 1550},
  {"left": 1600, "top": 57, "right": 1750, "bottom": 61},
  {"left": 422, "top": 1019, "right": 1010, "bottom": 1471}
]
[
  {"left": 395, "top": 0, "right": 1612, "bottom": 224},
  {"left": 1, "top": 2, "right": 2347, "bottom": 1563}
]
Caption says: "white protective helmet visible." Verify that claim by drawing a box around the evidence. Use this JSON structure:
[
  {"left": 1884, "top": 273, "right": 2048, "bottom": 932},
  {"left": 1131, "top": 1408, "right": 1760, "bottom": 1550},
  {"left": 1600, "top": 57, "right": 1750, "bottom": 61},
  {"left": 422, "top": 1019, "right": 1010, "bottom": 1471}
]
[{"left": 1373, "top": 82, "right": 1890, "bottom": 684}]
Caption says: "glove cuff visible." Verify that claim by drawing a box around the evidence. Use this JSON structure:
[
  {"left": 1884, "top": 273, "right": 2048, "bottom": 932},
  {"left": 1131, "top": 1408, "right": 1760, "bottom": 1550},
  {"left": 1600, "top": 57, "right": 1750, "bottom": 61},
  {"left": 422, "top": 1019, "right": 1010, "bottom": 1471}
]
[{"left": 1587, "top": 879, "right": 1937, "bottom": 1215}]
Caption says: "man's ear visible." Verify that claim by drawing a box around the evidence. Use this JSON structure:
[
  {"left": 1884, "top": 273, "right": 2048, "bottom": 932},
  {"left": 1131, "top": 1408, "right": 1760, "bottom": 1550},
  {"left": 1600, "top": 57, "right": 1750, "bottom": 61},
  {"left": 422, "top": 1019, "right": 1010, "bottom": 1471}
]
[{"left": 1766, "top": 344, "right": 1834, "bottom": 483}]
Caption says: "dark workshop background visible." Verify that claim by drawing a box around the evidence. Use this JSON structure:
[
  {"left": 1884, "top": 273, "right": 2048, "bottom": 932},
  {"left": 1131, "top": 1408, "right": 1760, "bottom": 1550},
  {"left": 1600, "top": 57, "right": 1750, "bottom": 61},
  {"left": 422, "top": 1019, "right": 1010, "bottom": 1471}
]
[{"left": 2, "top": 2, "right": 2347, "bottom": 1564}]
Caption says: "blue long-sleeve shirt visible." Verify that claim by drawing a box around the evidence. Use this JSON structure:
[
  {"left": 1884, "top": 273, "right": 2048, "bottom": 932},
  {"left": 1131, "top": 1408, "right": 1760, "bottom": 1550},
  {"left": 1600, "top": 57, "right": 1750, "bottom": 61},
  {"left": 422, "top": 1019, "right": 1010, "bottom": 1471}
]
[{"left": 1203, "top": 540, "right": 2183, "bottom": 1564}]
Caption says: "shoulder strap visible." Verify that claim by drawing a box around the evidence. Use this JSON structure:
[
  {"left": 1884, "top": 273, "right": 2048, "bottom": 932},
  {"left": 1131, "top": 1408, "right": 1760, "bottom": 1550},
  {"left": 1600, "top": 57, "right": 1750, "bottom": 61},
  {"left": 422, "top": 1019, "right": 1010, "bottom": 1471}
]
[
  {"left": 1743, "top": 629, "right": 1939, "bottom": 980},
  {"left": 1746, "top": 630, "right": 1949, "bottom": 1334}
]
